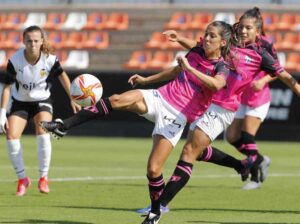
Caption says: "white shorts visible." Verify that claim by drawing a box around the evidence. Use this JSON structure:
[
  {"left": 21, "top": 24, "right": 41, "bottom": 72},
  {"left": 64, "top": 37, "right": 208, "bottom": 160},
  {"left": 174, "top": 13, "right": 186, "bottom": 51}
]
[
  {"left": 234, "top": 102, "right": 270, "bottom": 121},
  {"left": 190, "top": 104, "right": 235, "bottom": 141},
  {"left": 139, "top": 89, "right": 187, "bottom": 147}
]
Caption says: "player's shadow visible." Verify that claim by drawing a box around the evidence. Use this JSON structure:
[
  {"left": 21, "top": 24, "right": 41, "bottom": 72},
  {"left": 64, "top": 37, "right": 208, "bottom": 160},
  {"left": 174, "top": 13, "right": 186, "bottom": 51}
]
[
  {"left": 1, "top": 220, "right": 92, "bottom": 224},
  {"left": 187, "top": 221, "right": 300, "bottom": 224},
  {"left": 172, "top": 207, "right": 300, "bottom": 215}
]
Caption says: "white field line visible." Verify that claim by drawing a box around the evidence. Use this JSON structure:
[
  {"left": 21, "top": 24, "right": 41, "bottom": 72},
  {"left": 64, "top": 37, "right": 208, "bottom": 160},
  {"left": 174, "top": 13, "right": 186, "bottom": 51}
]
[{"left": 0, "top": 173, "right": 299, "bottom": 183}]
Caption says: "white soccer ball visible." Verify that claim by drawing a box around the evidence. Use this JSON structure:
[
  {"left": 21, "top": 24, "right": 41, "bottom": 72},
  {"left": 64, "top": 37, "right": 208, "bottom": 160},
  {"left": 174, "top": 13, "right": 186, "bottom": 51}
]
[{"left": 70, "top": 74, "right": 103, "bottom": 107}]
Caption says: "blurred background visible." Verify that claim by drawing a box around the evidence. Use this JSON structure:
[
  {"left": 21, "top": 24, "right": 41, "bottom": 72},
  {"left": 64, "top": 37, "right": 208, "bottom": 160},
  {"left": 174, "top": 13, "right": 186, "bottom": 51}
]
[{"left": 0, "top": 0, "right": 299, "bottom": 140}]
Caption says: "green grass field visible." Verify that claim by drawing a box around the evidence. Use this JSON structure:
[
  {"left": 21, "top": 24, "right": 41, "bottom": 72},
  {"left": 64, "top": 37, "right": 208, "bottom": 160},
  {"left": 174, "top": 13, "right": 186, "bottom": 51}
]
[{"left": 0, "top": 135, "right": 300, "bottom": 224}]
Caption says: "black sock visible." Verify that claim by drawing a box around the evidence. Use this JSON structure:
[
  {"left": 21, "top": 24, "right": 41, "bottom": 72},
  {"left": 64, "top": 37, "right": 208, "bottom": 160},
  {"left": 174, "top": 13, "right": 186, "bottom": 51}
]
[
  {"left": 197, "top": 146, "right": 244, "bottom": 173},
  {"left": 147, "top": 174, "right": 165, "bottom": 215},
  {"left": 160, "top": 160, "right": 193, "bottom": 207},
  {"left": 63, "top": 98, "right": 112, "bottom": 130}
]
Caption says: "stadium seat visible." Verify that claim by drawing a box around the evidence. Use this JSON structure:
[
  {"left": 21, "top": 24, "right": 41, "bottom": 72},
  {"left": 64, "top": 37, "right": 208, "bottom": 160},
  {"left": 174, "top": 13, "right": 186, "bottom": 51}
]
[
  {"left": 166, "top": 31, "right": 194, "bottom": 50},
  {"left": 55, "top": 50, "right": 68, "bottom": 66},
  {"left": 146, "top": 51, "right": 174, "bottom": 70},
  {"left": 48, "top": 31, "right": 67, "bottom": 49},
  {"left": 170, "top": 50, "right": 188, "bottom": 67},
  {"left": 264, "top": 32, "right": 282, "bottom": 49},
  {"left": 0, "top": 13, "right": 7, "bottom": 29},
  {"left": 195, "top": 31, "right": 205, "bottom": 41},
  {"left": 63, "top": 50, "right": 89, "bottom": 69},
  {"left": 83, "top": 31, "right": 109, "bottom": 49},
  {"left": 2, "top": 13, "right": 26, "bottom": 30},
  {"left": 2, "top": 31, "right": 23, "bottom": 50},
  {"left": 123, "top": 51, "right": 152, "bottom": 70},
  {"left": 277, "top": 52, "right": 286, "bottom": 67},
  {"left": 144, "top": 32, "right": 169, "bottom": 49},
  {"left": 285, "top": 53, "right": 300, "bottom": 73},
  {"left": 103, "top": 13, "right": 129, "bottom": 30},
  {"left": 22, "top": 12, "right": 46, "bottom": 29},
  {"left": 276, "top": 32, "right": 300, "bottom": 51},
  {"left": 164, "top": 12, "right": 192, "bottom": 30},
  {"left": 0, "top": 50, "right": 6, "bottom": 68},
  {"left": 43, "top": 13, "right": 66, "bottom": 30},
  {"left": 262, "top": 13, "right": 279, "bottom": 31},
  {"left": 84, "top": 12, "right": 108, "bottom": 30},
  {"left": 276, "top": 13, "right": 300, "bottom": 31},
  {"left": 63, "top": 32, "right": 88, "bottom": 49},
  {"left": 60, "top": 12, "right": 87, "bottom": 30},
  {"left": 214, "top": 12, "right": 236, "bottom": 25},
  {"left": 187, "top": 12, "right": 213, "bottom": 30}
]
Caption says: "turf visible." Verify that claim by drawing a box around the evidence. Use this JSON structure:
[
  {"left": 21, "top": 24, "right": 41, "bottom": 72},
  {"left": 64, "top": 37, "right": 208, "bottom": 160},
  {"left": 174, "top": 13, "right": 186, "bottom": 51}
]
[{"left": 0, "top": 135, "right": 300, "bottom": 224}]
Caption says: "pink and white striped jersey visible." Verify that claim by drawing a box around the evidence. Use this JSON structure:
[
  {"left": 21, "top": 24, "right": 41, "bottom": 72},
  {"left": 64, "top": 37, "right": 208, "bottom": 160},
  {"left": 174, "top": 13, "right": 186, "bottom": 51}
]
[
  {"left": 211, "top": 41, "right": 283, "bottom": 112},
  {"left": 158, "top": 44, "right": 229, "bottom": 123}
]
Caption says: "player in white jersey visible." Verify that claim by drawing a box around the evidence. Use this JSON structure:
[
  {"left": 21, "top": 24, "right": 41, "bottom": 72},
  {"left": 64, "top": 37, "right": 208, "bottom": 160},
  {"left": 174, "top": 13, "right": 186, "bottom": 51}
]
[{"left": 0, "top": 25, "right": 80, "bottom": 196}]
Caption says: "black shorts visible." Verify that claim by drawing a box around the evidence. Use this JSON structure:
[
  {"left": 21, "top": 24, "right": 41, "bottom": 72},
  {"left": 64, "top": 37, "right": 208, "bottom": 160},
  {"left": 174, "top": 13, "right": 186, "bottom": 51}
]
[{"left": 9, "top": 98, "right": 53, "bottom": 121}]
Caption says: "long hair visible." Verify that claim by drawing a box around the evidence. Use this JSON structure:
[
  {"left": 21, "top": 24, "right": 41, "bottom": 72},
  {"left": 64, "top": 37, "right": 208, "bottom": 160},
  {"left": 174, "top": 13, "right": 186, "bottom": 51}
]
[
  {"left": 207, "top": 21, "right": 234, "bottom": 59},
  {"left": 23, "top": 25, "right": 55, "bottom": 56}
]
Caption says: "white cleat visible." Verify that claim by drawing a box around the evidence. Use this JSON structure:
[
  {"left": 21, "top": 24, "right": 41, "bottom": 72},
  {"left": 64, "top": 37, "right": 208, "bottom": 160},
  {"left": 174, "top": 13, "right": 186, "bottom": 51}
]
[
  {"left": 259, "top": 156, "right": 271, "bottom": 182},
  {"left": 242, "top": 181, "right": 261, "bottom": 190}
]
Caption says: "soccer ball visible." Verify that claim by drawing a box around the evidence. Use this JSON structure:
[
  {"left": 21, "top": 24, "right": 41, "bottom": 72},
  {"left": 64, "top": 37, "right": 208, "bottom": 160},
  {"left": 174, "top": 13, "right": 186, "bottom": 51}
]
[{"left": 70, "top": 74, "right": 103, "bottom": 107}]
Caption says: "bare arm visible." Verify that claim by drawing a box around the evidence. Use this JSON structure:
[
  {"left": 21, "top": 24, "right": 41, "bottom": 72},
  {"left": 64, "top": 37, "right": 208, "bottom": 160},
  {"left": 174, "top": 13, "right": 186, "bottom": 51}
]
[
  {"left": 278, "top": 70, "right": 300, "bottom": 97},
  {"left": 1, "top": 84, "right": 11, "bottom": 109},
  {"left": 252, "top": 74, "right": 277, "bottom": 91},
  {"left": 163, "top": 30, "right": 197, "bottom": 50}
]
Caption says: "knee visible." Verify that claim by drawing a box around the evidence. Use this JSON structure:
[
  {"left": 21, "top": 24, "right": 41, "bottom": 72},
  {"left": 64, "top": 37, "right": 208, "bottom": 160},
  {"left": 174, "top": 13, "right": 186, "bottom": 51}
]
[
  {"left": 147, "top": 162, "right": 162, "bottom": 178},
  {"left": 226, "top": 129, "right": 239, "bottom": 144},
  {"left": 109, "top": 94, "right": 120, "bottom": 107}
]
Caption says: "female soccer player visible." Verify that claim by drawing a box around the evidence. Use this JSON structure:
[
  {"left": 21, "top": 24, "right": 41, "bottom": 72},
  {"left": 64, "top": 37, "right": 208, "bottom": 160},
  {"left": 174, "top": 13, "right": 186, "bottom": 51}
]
[
  {"left": 0, "top": 25, "right": 80, "bottom": 196},
  {"left": 41, "top": 21, "right": 234, "bottom": 224}
]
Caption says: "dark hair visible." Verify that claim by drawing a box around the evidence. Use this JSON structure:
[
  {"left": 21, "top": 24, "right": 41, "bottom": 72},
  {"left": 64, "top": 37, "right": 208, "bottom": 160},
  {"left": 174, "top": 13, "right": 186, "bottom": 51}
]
[
  {"left": 23, "top": 25, "right": 55, "bottom": 56},
  {"left": 238, "top": 7, "right": 265, "bottom": 36},
  {"left": 207, "top": 21, "right": 233, "bottom": 58}
]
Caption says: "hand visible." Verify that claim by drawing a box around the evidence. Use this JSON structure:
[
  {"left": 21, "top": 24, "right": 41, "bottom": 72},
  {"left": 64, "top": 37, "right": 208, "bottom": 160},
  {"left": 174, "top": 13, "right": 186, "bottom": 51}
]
[
  {"left": 0, "top": 108, "right": 7, "bottom": 133},
  {"left": 177, "top": 55, "right": 192, "bottom": 72},
  {"left": 128, "top": 74, "right": 147, "bottom": 88},
  {"left": 70, "top": 101, "right": 82, "bottom": 113},
  {"left": 163, "top": 30, "right": 179, "bottom": 42},
  {"left": 251, "top": 80, "right": 265, "bottom": 92}
]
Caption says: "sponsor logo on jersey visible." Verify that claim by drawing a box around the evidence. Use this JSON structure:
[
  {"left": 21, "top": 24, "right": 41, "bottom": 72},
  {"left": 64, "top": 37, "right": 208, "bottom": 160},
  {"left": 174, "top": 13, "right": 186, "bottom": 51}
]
[{"left": 40, "top": 69, "right": 46, "bottom": 77}]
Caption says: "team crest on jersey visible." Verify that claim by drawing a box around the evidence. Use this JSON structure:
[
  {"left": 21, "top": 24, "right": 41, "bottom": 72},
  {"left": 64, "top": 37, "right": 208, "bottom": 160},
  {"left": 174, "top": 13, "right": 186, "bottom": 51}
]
[
  {"left": 245, "top": 55, "right": 253, "bottom": 63},
  {"left": 40, "top": 69, "right": 46, "bottom": 77}
]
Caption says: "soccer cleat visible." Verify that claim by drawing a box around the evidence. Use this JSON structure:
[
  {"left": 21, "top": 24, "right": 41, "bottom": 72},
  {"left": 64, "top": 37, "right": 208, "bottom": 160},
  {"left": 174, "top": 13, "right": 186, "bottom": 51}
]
[
  {"left": 239, "top": 157, "right": 253, "bottom": 182},
  {"left": 136, "top": 205, "right": 170, "bottom": 214},
  {"left": 16, "top": 176, "right": 31, "bottom": 196},
  {"left": 38, "top": 177, "right": 50, "bottom": 194},
  {"left": 259, "top": 156, "right": 271, "bottom": 182},
  {"left": 242, "top": 181, "right": 261, "bottom": 190},
  {"left": 141, "top": 212, "right": 161, "bottom": 224},
  {"left": 40, "top": 118, "right": 67, "bottom": 139}
]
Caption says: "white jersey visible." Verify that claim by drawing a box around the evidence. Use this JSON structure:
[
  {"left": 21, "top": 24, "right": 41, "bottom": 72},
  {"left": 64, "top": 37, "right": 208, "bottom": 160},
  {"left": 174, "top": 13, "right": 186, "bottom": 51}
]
[{"left": 6, "top": 48, "right": 63, "bottom": 102}]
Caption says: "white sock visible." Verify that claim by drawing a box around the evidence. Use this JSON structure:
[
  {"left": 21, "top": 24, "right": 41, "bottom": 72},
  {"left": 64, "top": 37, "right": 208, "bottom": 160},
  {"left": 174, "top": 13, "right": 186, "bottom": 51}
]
[
  {"left": 7, "top": 139, "right": 26, "bottom": 179},
  {"left": 37, "top": 134, "right": 52, "bottom": 178}
]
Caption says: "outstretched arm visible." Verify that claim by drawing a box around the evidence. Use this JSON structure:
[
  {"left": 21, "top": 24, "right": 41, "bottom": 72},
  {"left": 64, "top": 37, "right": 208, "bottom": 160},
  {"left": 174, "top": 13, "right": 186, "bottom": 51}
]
[
  {"left": 251, "top": 74, "right": 277, "bottom": 91},
  {"left": 278, "top": 70, "right": 300, "bottom": 97},
  {"left": 163, "top": 30, "right": 197, "bottom": 50}
]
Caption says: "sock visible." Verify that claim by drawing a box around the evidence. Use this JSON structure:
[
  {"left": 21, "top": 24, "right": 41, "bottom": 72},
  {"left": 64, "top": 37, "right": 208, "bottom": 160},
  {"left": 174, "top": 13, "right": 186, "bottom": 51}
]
[
  {"left": 7, "top": 139, "right": 26, "bottom": 179},
  {"left": 63, "top": 97, "right": 112, "bottom": 130},
  {"left": 160, "top": 160, "right": 193, "bottom": 207},
  {"left": 197, "top": 146, "right": 244, "bottom": 173},
  {"left": 231, "top": 131, "right": 263, "bottom": 182},
  {"left": 37, "top": 134, "right": 51, "bottom": 178},
  {"left": 147, "top": 174, "right": 165, "bottom": 215}
]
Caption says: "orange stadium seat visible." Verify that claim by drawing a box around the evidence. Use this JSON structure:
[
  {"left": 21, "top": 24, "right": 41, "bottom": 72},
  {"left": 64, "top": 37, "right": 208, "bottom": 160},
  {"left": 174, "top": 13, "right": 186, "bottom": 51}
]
[
  {"left": 276, "top": 32, "right": 300, "bottom": 51},
  {"left": 0, "top": 32, "right": 6, "bottom": 49},
  {"left": 0, "top": 14, "right": 7, "bottom": 29},
  {"left": 123, "top": 51, "right": 152, "bottom": 70},
  {"left": 0, "top": 50, "right": 7, "bottom": 68},
  {"left": 187, "top": 13, "right": 213, "bottom": 30},
  {"left": 262, "top": 13, "right": 279, "bottom": 31},
  {"left": 144, "top": 32, "right": 169, "bottom": 49},
  {"left": 48, "top": 31, "right": 67, "bottom": 49},
  {"left": 285, "top": 53, "right": 300, "bottom": 73},
  {"left": 2, "top": 31, "right": 23, "bottom": 50},
  {"left": 276, "top": 13, "right": 300, "bottom": 31},
  {"left": 55, "top": 50, "right": 68, "bottom": 65},
  {"left": 104, "top": 13, "right": 129, "bottom": 30},
  {"left": 63, "top": 32, "right": 88, "bottom": 49},
  {"left": 84, "top": 12, "right": 108, "bottom": 30},
  {"left": 1, "top": 13, "right": 26, "bottom": 30},
  {"left": 166, "top": 31, "right": 194, "bottom": 50},
  {"left": 146, "top": 51, "right": 174, "bottom": 70},
  {"left": 83, "top": 31, "right": 109, "bottom": 49},
  {"left": 44, "top": 13, "right": 66, "bottom": 30},
  {"left": 195, "top": 31, "right": 205, "bottom": 41},
  {"left": 264, "top": 32, "right": 282, "bottom": 49},
  {"left": 164, "top": 12, "right": 192, "bottom": 30}
]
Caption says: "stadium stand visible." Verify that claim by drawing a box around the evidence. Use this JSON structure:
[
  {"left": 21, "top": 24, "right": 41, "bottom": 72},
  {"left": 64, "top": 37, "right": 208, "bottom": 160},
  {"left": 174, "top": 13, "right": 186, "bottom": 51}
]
[
  {"left": 22, "top": 12, "right": 46, "bottom": 29},
  {"left": 43, "top": 13, "right": 66, "bottom": 30},
  {"left": 187, "top": 12, "right": 213, "bottom": 30},
  {"left": 83, "top": 12, "right": 108, "bottom": 30},
  {"left": 103, "top": 13, "right": 129, "bottom": 30},
  {"left": 60, "top": 12, "right": 87, "bottom": 30},
  {"left": 285, "top": 52, "right": 300, "bottom": 73},
  {"left": 1, "top": 12, "right": 25, "bottom": 30},
  {"left": 123, "top": 50, "right": 152, "bottom": 70},
  {"left": 164, "top": 12, "right": 192, "bottom": 30},
  {"left": 63, "top": 50, "right": 89, "bottom": 69}
]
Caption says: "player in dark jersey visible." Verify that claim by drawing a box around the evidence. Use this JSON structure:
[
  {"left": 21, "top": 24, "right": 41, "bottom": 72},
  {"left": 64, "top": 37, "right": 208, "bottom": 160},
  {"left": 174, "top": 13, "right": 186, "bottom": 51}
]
[{"left": 0, "top": 25, "right": 81, "bottom": 196}]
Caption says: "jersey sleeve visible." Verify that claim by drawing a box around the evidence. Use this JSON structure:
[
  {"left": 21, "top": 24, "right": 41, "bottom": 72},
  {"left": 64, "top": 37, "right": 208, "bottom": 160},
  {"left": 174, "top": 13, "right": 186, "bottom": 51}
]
[
  {"left": 215, "top": 61, "right": 229, "bottom": 80},
  {"left": 0, "top": 60, "right": 17, "bottom": 84},
  {"left": 260, "top": 48, "right": 284, "bottom": 77},
  {"left": 49, "top": 57, "right": 64, "bottom": 77}
]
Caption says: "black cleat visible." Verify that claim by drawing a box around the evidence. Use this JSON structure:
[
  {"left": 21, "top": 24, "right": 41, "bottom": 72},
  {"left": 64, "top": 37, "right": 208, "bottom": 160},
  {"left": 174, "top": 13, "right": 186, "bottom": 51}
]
[
  {"left": 239, "top": 157, "right": 253, "bottom": 182},
  {"left": 40, "top": 119, "right": 67, "bottom": 139},
  {"left": 141, "top": 212, "right": 161, "bottom": 224}
]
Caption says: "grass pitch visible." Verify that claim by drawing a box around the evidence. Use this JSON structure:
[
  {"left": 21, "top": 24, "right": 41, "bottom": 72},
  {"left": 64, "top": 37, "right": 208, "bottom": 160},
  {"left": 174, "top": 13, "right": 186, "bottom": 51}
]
[{"left": 0, "top": 135, "right": 300, "bottom": 224}]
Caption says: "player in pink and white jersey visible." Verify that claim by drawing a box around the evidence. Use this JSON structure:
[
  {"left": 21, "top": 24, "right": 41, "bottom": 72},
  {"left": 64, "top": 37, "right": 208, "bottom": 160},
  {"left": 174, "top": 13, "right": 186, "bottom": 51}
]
[{"left": 40, "top": 21, "right": 234, "bottom": 224}]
